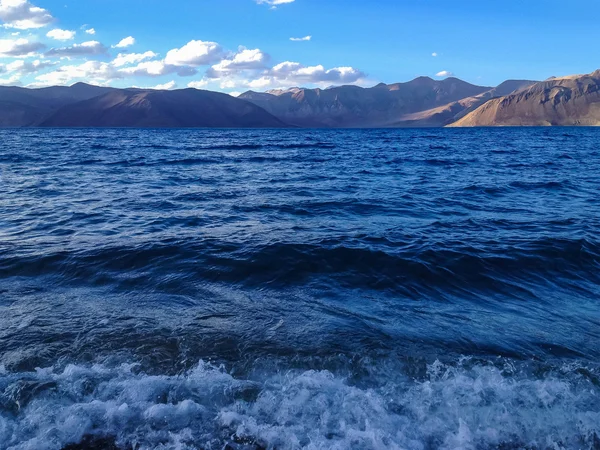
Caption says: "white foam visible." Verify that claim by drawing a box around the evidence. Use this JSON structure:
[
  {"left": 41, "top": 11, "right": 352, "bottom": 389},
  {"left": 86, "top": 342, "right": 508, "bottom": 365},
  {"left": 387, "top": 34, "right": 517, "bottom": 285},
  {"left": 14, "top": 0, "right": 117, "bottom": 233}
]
[{"left": 0, "top": 358, "right": 598, "bottom": 449}]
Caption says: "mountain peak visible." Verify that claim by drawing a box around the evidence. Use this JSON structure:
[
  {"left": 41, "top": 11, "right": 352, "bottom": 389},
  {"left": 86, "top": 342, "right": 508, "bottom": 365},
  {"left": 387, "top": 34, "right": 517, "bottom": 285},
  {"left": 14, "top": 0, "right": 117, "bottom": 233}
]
[
  {"left": 70, "top": 82, "right": 94, "bottom": 88},
  {"left": 411, "top": 76, "right": 435, "bottom": 83},
  {"left": 266, "top": 87, "right": 302, "bottom": 96}
]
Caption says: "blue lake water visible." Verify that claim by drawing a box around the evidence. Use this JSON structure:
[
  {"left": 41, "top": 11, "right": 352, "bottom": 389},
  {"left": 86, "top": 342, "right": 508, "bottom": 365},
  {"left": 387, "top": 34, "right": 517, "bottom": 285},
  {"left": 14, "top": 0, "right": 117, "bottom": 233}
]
[{"left": 0, "top": 128, "right": 599, "bottom": 449}]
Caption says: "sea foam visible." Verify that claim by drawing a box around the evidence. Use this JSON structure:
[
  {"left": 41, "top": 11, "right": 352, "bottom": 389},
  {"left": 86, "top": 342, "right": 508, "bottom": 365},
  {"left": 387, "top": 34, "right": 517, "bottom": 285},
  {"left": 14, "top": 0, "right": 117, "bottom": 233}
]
[{"left": 0, "top": 358, "right": 598, "bottom": 450}]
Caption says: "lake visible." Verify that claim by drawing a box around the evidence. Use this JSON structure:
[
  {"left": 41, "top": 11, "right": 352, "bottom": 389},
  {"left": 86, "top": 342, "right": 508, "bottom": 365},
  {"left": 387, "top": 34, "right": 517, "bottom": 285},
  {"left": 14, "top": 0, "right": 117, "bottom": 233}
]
[{"left": 1, "top": 128, "right": 599, "bottom": 449}]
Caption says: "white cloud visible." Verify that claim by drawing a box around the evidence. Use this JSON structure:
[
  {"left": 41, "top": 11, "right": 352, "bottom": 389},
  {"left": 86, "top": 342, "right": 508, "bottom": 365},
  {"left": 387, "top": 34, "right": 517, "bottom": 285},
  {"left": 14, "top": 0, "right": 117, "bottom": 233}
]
[
  {"left": 219, "top": 79, "right": 237, "bottom": 89},
  {"left": 119, "top": 60, "right": 170, "bottom": 76},
  {"left": 270, "top": 61, "right": 366, "bottom": 85},
  {"left": 0, "top": 0, "right": 53, "bottom": 29},
  {"left": 270, "top": 61, "right": 302, "bottom": 76},
  {"left": 229, "top": 91, "right": 241, "bottom": 97},
  {"left": 0, "top": 38, "right": 44, "bottom": 57},
  {"left": 0, "top": 3, "right": 366, "bottom": 93},
  {"left": 113, "top": 36, "right": 135, "bottom": 48},
  {"left": 33, "top": 60, "right": 120, "bottom": 86},
  {"left": 5, "top": 58, "right": 53, "bottom": 73},
  {"left": 119, "top": 60, "right": 196, "bottom": 77},
  {"left": 0, "top": 73, "right": 21, "bottom": 85},
  {"left": 46, "top": 28, "right": 75, "bottom": 41},
  {"left": 207, "top": 47, "right": 268, "bottom": 77},
  {"left": 432, "top": 52, "right": 438, "bottom": 57},
  {"left": 435, "top": 70, "right": 454, "bottom": 77},
  {"left": 46, "top": 40, "right": 108, "bottom": 57},
  {"left": 256, "top": 0, "right": 295, "bottom": 7},
  {"left": 165, "top": 40, "right": 223, "bottom": 67},
  {"left": 112, "top": 51, "right": 158, "bottom": 67},
  {"left": 195, "top": 54, "right": 366, "bottom": 92},
  {"left": 290, "top": 36, "right": 311, "bottom": 42},
  {"left": 187, "top": 79, "right": 209, "bottom": 89},
  {"left": 247, "top": 76, "right": 273, "bottom": 89},
  {"left": 151, "top": 80, "right": 176, "bottom": 90}
]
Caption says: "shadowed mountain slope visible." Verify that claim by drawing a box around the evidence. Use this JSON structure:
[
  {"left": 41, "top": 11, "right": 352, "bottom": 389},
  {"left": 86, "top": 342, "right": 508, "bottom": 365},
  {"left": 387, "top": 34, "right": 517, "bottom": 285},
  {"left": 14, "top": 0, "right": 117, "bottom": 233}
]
[
  {"left": 40, "top": 88, "right": 288, "bottom": 128},
  {"left": 0, "top": 83, "right": 114, "bottom": 127},
  {"left": 239, "top": 77, "right": 494, "bottom": 127}
]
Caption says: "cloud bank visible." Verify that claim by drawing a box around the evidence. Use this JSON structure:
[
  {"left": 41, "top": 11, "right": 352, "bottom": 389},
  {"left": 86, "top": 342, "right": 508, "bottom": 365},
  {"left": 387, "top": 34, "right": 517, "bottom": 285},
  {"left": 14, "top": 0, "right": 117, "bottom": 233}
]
[{"left": 0, "top": 0, "right": 367, "bottom": 92}]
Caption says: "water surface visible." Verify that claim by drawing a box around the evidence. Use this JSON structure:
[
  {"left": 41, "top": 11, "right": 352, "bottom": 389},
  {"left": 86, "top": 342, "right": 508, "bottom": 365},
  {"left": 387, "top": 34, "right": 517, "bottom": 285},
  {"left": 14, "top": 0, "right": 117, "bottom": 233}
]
[{"left": 1, "top": 128, "right": 599, "bottom": 449}]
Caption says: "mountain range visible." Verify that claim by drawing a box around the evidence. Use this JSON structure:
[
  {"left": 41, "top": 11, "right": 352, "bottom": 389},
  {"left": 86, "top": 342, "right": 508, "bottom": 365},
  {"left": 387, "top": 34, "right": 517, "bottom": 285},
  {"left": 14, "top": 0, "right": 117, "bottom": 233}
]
[
  {"left": 1, "top": 69, "right": 599, "bottom": 128},
  {"left": 238, "top": 78, "right": 536, "bottom": 127}
]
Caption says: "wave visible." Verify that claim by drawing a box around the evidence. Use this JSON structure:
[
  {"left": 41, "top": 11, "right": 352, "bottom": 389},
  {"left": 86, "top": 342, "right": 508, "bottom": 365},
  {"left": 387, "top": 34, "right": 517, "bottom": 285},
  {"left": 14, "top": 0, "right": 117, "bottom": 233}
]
[
  {"left": 276, "top": 142, "right": 337, "bottom": 149},
  {"left": 178, "top": 142, "right": 337, "bottom": 151},
  {"left": 509, "top": 180, "right": 571, "bottom": 190},
  {"left": 201, "top": 144, "right": 265, "bottom": 150},
  {"left": 0, "top": 358, "right": 598, "bottom": 449},
  {"left": 156, "top": 157, "right": 221, "bottom": 166},
  {"left": 1, "top": 237, "right": 598, "bottom": 295}
]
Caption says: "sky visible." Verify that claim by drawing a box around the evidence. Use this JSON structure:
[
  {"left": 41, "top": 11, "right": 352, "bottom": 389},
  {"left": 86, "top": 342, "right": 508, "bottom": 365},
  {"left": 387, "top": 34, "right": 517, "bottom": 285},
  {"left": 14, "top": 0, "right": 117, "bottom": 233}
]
[{"left": 0, "top": 0, "right": 598, "bottom": 94}]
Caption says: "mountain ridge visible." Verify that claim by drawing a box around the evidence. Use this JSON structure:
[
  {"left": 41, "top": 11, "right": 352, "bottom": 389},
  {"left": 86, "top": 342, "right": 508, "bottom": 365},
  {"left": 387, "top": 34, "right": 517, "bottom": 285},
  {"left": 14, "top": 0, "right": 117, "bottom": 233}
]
[
  {"left": 1, "top": 70, "right": 599, "bottom": 128},
  {"left": 449, "top": 70, "right": 600, "bottom": 127},
  {"left": 239, "top": 76, "right": 497, "bottom": 127},
  {"left": 40, "top": 88, "right": 288, "bottom": 128}
]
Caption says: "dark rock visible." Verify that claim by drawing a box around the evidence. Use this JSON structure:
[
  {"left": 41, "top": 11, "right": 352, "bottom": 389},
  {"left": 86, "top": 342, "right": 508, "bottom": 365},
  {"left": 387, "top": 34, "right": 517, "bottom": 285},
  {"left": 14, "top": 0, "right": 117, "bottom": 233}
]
[{"left": 62, "top": 436, "right": 132, "bottom": 450}]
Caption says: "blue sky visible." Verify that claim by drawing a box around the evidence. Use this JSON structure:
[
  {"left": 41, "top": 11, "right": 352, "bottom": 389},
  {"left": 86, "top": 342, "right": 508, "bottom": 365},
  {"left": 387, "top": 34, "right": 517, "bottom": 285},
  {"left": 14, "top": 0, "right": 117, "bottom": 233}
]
[{"left": 0, "top": 0, "right": 598, "bottom": 93}]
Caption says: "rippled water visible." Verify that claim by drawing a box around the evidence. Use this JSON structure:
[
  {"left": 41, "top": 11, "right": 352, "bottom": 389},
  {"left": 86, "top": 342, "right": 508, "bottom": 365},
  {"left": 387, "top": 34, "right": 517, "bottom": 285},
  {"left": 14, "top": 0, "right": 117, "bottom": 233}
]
[{"left": 1, "top": 128, "right": 599, "bottom": 450}]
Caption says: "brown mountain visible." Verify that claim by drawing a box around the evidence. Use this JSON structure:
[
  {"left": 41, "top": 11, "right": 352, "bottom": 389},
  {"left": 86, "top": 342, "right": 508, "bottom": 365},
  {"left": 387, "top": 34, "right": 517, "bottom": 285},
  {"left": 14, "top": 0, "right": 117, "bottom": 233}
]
[
  {"left": 450, "top": 70, "right": 600, "bottom": 127},
  {"left": 239, "top": 77, "right": 494, "bottom": 127},
  {"left": 387, "top": 79, "right": 537, "bottom": 127},
  {"left": 40, "top": 88, "right": 287, "bottom": 128}
]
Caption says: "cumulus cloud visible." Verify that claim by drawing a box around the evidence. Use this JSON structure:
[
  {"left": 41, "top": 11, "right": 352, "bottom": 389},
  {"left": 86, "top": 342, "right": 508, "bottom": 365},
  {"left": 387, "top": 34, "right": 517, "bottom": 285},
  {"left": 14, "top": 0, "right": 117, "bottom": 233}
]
[
  {"left": 5, "top": 58, "right": 54, "bottom": 73},
  {"left": 206, "top": 48, "right": 268, "bottom": 77},
  {"left": 0, "top": 73, "right": 21, "bottom": 85},
  {"left": 187, "top": 79, "right": 209, "bottom": 89},
  {"left": 113, "top": 36, "right": 135, "bottom": 48},
  {"left": 151, "top": 80, "right": 176, "bottom": 90},
  {"left": 119, "top": 60, "right": 196, "bottom": 77},
  {"left": 197, "top": 58, "right": 366, "bottom": 92},
  {"left": 46, "top": 40, "right": 108, "bottom": 57},
  {"left": 0, "top": 38, "right": 44, "bottom": 57},
  {"left": 34, "top": 58, "right": 195, "bottom": 86},
  {"left": 432, "top": 52, "right": 438, "bottom": 57},
  {"left": 112, "top": 51, "right": 158, "bottom": 67},
  {"left": 270, "top": 61, "right": 365, "bottom": 85},
  {"left": 435, "top": 70, "right": 454, "bottom": 77},
  {"left": 247, "top": 76, "right": 273, "bottom": 89},
  {"left": 165, "top": 40, "right": 223, "bottom": 67},
  {"left": 0, "top": 0, "right": 53, "bottom": 29},
  {"left": 290, "top": 36, "right": 311, "bottom": 42},
  {"left": 0, "top": 2, "right": 366, "bottom": 93},
  {"left": 33, "top": 60, "right": 120, "bottom": 86},
  {"left": 46, "top": 28, "right": 75, "bottom": 41}
]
